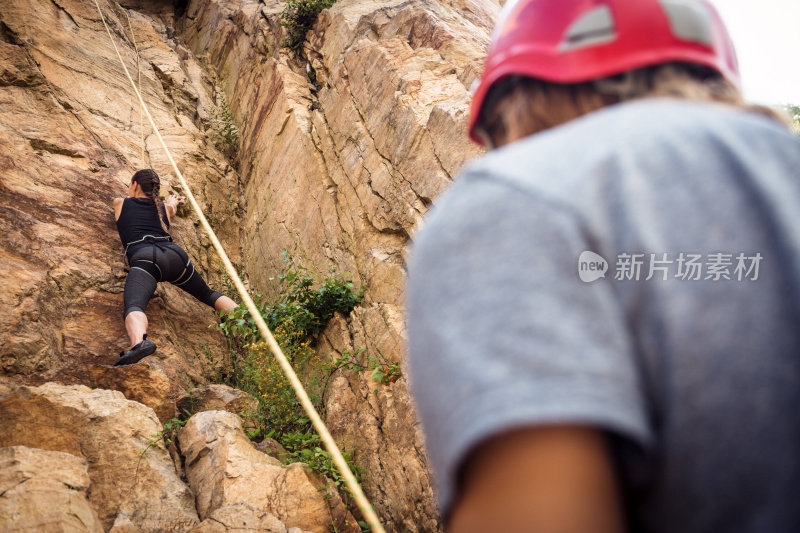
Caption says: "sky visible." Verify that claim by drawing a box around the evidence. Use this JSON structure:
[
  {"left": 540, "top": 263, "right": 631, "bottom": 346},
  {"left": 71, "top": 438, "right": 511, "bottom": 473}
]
[{"left": 711, "top": 0, "right": 800, "bottom": 106}]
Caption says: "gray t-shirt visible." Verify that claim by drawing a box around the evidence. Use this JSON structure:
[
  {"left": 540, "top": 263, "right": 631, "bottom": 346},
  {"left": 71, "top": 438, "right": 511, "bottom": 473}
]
[{"left": 407, "top": 99, "right": 800, "bottom": 532}]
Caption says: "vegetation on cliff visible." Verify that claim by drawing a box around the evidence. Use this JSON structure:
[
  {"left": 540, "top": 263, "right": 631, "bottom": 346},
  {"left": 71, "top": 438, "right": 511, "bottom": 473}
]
[
  {"left": 783, "top": 104, "right": 800, "bottom": 133},
  {"left": 280, "top": 0, "right": 336, "bottom": 49},
  {"left": 210, "top": 88, "right": 240, "bottom": 162},
  {"left": 207, "top": 252, "right": 386, "bottom": 527}
]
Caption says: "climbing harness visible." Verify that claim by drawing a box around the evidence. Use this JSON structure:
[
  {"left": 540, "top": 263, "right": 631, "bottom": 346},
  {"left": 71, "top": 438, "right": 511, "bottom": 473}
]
[
  {"left": 127, "top": 238, "right": 199, "bottom": 286},
  {"left": 91, "top": 2, "right": 386, "bottom": 531},
  {"left": 122, "top": 233, "right": 172, "bottom": 272}
]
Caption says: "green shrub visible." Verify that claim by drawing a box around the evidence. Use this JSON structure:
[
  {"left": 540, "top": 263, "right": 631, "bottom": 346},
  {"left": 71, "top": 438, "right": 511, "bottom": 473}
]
[
  {"left": 279, "top": 0, "right": 336, "bottom": 49},
  {"left": 280, "top": 430, "right": 364, "bottom": 494},
  {"left": 218, "top": 251, "right": 362, "bottom": 348},
  {"left": 209, "top": 252, "right": 393, "bottom": 528},
  {"left": 785, "top": 104, "right": 800, "bottom": 134},
  {"left": 213, "top": 252, "right": 362, "bottom": 437},
  {"left": 324, "top": 349, "right": 403, "bottom": 388},
  {"left": 210, "top": 89, "right": 239, "bottom": 161}
]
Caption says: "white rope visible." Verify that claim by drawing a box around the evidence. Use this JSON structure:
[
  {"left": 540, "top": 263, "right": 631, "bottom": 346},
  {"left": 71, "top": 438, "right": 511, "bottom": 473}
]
[
  {"left": 90, "top": 2, "right": 385, "bottom": 531},
  {"left": 118, "top": 4, "right": 146, "bottom": 167}
]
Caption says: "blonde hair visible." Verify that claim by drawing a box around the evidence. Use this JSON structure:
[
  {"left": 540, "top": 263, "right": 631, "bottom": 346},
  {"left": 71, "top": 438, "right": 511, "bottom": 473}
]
[{"left": 475, "top": 63, "right": 791, "bottom": 148}]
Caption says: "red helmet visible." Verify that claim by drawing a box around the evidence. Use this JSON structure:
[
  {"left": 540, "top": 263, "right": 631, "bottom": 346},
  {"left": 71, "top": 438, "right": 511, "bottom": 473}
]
[{"left": 469, "top": 0, "right": 740, "bottom": 144}]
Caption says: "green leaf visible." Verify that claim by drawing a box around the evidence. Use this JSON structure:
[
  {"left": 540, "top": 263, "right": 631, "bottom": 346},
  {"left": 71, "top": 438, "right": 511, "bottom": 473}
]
[{"left": 371, "top": 367, "right": 385, "bottom": 383}]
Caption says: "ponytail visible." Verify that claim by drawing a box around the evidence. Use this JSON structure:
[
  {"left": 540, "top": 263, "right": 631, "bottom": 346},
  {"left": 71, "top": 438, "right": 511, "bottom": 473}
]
[{"left": 131, "top": 169, "right": 169, "bottom": 233}]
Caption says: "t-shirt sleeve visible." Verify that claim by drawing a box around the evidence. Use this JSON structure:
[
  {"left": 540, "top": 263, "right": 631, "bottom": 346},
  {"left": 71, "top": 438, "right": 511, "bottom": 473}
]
[{"left": 406, "top": 171, "right": 653, "bottom": 517}]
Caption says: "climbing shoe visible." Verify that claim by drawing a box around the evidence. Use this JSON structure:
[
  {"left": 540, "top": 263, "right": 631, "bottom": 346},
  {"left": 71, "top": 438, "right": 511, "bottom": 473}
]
[{"left": 113, "top": 334, "right": 156, "bottom": 366}]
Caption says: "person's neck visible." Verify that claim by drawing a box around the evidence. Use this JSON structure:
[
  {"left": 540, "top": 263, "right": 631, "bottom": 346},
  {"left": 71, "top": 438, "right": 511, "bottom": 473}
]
[{"left": 130, "top": 192, "right": 150, "bottom": 199}]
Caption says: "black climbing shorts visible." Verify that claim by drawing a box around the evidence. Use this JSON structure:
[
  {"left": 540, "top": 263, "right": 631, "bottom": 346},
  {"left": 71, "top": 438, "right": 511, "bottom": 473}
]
[{"left": 123, "top": 241, "right": 222, "bottom": 318}]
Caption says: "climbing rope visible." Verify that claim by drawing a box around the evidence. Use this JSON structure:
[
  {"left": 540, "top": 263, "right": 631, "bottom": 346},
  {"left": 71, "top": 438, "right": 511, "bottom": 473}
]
[
  {"left": 118, "top": 4, "right": 146, "bottom": 167},
  {"left": 90, "top": 2, "right": 385, "bottom": 531}
]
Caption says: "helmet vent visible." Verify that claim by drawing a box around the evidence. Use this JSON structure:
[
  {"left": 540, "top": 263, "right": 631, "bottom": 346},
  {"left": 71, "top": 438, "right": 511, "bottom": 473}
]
[
  {"left": 659, "top": 0, "right": 714, "bottom": 46},
  {"left": 560, "top": 5, "right": 616, "bottom": 52}
]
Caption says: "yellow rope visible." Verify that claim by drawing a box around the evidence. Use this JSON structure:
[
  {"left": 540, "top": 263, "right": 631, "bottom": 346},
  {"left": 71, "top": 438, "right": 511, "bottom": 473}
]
[
  {"left": 118, "top": 4, "right": 146, "bottom": 167},
  {"left": 90, "top": 2, "right": 385, "bottom": 531}
]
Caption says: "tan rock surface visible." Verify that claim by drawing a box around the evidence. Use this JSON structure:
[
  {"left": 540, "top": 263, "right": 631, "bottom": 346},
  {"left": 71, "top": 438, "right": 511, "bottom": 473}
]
[
  {"left": 188, "top": 503, "right": 287, "bottom": 533},
  {"left": 0, "top": 383, "right": 199, "bottom": 531},
  {"left": 177, "top": 383, "right": 259, "bottom": 418},
  {"left": 179, "top": 410, "right": 359, "bottom": 533},
  {"left": 0, "top": 445, "right": 103, "bottom": 532},
  {"left": 254, "top": 437, "right": 288, "bottom": 461},
  {"left": 319, "top": 311, "right": 439, "bottom": 532},
  {"left": 0, "top": 0, "right": 239, "bottom": 387},
  {"left": 3, "top": 0, "right": 499, "bottom": 530},
  {"left": 88, "top": 359, "right": 178, "bottom": 423},
  {"left": 179, "top": 1, "right": 496, "bottom": 529}
]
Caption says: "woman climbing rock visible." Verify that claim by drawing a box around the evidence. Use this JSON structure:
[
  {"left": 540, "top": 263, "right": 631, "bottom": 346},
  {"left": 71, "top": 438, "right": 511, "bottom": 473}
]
[{"left": 113, "top": 169, "right": 237, "bottom": 366}]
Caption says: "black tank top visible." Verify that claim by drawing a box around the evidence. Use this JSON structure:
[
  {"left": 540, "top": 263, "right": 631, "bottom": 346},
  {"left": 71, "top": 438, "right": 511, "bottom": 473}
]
[{"left": 116, "top": 197, "right": 171, "bottom": 249}]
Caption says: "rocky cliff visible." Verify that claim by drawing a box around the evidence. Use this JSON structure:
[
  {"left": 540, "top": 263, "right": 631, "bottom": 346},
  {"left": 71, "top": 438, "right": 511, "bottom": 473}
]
[
  {"left": 0, "top": 0, "right": 496, "bottom": 530},
  {"left": 0, "top": 0, "right": 241, "bottom": 388}
]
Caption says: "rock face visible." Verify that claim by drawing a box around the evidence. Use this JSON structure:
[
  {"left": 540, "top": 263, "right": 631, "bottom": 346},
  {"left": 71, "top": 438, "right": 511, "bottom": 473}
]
[
  {"left": 180, "top": 410, "right": 359, "bottom": 533},
  {"left": 319, "top": 313, "right": 438, "bottom": 531},
  {"left": 0, "top": 445, "right": 104, "bottom": 532},
  {"left": 1, "top": 0, "right": 498, "bottom": 530},
  {"left": 177, "top": 383, "right": 259, "bottom": 418},
  {"left": 88, "top": 359, "right": 178, "bottom": 423},
  {"left": 179, "top": 1, "right": 496, "bottom": 529},
  {"left": 254, "top": 437, "right": 288, "bottom": 460},
  {"left": 0, "top": 0, "right": 239, "bottom": 386},
  {"left": 188, "top": 503, "right": 287, "bottom": 533},
  {"left": 0, "top": 383, "right": 200, "bottom": 531}
]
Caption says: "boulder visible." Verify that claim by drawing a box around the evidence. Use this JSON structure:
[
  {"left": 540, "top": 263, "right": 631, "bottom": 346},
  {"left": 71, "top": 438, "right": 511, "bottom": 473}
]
[
  {"left": 0, "top": 383, "right": 199, "bottom": 532},
  {"left": 254, "top": 437, "right": 288, "bottom": 461},
  {"left": 177, "top": 383, "right": 259, "bottom": 418},
  {"left": 188, "top": 503, "right": 287, "bottom": 533},
  {"left": 0, "top": 445, "right": 103, "bottom": 532},
  {"left": 88, "top": 360, "right": 177, "bottom": 423},
  {"left": 109, "top": 512, "right": 146, "bottom": 533},
  {"left": 179, "top": 410, "right": 359, "bottom": 533}
]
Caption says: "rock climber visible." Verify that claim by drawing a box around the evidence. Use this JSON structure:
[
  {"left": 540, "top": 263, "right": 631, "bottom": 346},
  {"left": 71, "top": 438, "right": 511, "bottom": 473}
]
[
  {"left": 407, "top": 1, "right": 800, "bottom": 532},
  {"left": 113, "top": 169, "right": 237, "bottom": 366}
]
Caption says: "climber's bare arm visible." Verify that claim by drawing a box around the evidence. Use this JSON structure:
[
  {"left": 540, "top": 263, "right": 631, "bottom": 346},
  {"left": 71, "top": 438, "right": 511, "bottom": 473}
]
[
  {"left": 448, "top": 426, "right": 624, "bottom": 533},
  {"left": 113, "top": 197, "right": 124, "bottom": 221}
]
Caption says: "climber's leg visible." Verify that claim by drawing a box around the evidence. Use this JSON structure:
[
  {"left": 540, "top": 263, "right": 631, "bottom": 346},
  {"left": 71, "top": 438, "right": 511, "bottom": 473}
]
[
  {"left": 163, "top": 243, "right": 237, "bottom": 312},
  {"left": 172, "top": 264, "right": 223, "bottom": 308},
  {"left": 116, "top": 262, "right": 158, "bottom": 366},
  {"left": 215, "top": 295, "right": 238, "bottom": 312},
  {"left": 125, "top": 310, "right": 148, "bottom": 347},
  {"left": 118, "top": 248, "right": 160, "bottom": 365},
  {"left": 114, "top": 329, "right": 156, "bottom": 366}
]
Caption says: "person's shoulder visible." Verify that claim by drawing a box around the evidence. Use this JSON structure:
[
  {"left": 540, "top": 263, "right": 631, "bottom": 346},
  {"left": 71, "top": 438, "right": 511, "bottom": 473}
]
[
  {"left": 461, "top": 99, "right": 795, "bottom": 197},
  {"left": 113, "top": 197, "right": 125, "bottom": 205}
]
